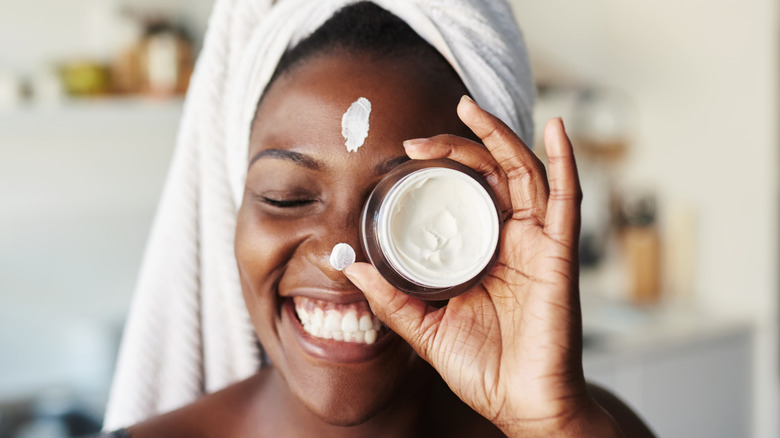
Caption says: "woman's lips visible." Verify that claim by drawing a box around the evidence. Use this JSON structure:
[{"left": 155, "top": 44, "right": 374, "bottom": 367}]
[{"left": 281, "top": 297, "right": 397, "bottom": 364}]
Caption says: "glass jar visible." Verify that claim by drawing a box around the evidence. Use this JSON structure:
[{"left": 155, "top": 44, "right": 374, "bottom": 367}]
[{"left": 360, "top": 158, "right": 502, "bottom": 300}]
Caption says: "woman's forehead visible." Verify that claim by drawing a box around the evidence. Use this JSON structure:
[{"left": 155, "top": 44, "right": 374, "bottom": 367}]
[{"left": 249, "top": 51, "right": 470, "bottom": 159}]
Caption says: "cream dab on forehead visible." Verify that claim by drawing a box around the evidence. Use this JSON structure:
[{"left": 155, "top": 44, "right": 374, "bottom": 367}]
[{"left": 341, "top": 97, "right": 371, "bottom": 153}]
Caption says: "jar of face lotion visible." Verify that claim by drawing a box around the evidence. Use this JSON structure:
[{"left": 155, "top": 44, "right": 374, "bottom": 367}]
[{"left": 360, "top": 158, "right": 503, "bottom": 300}]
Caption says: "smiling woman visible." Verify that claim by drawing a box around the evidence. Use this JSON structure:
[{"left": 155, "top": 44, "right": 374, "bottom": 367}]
[
  {"left": 102, "top": 1, "right": 653, "bottom": 437},
  {"left": 234, "top": 33, "right": 479, "bottom": 429}
]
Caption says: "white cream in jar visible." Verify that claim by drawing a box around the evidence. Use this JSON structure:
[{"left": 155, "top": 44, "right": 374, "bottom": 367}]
[{"left": 361, "top": 159, "right": 501, "bottom": 300}]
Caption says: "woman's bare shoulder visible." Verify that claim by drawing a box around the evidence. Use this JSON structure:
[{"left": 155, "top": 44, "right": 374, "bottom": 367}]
[
  {"left": 588, "top": 382, "right": 656, "bottom": 438},
  {"left": 124, "top": 370, "right": 271, "bottom": 438}
]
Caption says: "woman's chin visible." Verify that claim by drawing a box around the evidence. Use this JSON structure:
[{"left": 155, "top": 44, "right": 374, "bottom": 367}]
[
  {"left": 275, "top": 342, "right": 435, "bottom": 430},
  {"left": 284, "top": 362, "right": 407, "bottom": 428},
  {"left": 303, "top": 398, "right": 386, "bottom": 428},
  {"left": 270, "top": 296, "right": 423, "bottom": 423},
  {"left": 255, "top": 290, "right": 437, "bottom": 430}
]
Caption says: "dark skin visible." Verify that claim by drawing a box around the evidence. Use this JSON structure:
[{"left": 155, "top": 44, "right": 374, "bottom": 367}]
[{"left": 126, "top": 50, "right": 655, "bottom": 437}]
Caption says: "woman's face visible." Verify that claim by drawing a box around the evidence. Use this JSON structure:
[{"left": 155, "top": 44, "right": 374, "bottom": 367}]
[{"left": 235, "top": 50, "right": 470, "bottom": 426}]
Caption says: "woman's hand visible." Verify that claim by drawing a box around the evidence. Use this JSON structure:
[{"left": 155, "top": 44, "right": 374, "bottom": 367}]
[{"left": 344, "top": 96, "right": 623, "bottom": 437}]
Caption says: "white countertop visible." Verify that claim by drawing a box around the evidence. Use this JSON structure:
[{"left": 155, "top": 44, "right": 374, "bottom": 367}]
[{"left": 581, "top": 295, "right": 754, "bottom": 359}]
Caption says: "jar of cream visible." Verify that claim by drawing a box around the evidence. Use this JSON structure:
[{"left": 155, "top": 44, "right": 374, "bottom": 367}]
[{"left": 360, "top": 158, "right": 502, "bottom": 300}]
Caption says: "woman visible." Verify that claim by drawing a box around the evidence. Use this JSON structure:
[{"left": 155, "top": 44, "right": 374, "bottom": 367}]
[{"left": 104, "top": 1, "right": 654, "bottom": 436}]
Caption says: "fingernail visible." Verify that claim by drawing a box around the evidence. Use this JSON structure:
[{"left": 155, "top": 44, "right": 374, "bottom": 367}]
[
  {"left": 460, "top": 94, "right": 475, "bottom": 104},
  {"left": 403, "top": 138, "right": 428, "bottom": 147}
]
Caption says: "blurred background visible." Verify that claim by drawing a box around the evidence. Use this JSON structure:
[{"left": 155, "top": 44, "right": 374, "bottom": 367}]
[{"left": 0, "top": 0, "right": 776, "bottom": 437}]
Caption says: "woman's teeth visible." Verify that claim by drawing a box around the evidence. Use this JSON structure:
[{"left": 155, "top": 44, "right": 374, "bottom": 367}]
[{"left": 293, "top": 297, "right": 384, "bottom": 345}]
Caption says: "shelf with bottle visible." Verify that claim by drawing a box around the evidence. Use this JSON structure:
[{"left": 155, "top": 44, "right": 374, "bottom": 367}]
[{"left": 0, "top": 9, "right": 195, "bottom": 123}]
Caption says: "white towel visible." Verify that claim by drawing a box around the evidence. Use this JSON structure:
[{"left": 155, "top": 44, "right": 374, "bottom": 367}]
[{"left": 103, "top": 0, "right": 534, "bottom": 430}]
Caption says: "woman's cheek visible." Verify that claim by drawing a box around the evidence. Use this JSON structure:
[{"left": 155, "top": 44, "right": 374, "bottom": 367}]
[
  {"left": 235, "top": 206, "right": 285, "bottom": 342},
  {"left": 235, "top": 204, "right": 312, "bottom": 305},
  {"left": 235, "top": 206, "right": 280, "bottom": 300},
  {"left": 237, "top": 205, "right": 282, "bottom": 269}
]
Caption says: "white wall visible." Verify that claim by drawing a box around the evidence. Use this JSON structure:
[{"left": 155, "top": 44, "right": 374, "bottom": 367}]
[
  {"left": 509, "top": 0, "right": 778, "bottom": 436},
  {"left": 0, "top": 101, "right": 180, "bottom": 402}
]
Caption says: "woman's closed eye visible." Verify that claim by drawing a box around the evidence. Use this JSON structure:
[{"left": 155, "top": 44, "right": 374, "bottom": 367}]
[
  {"left": 251, "top": 186, "right": 321, "bottom": 210},
  {"left": 261, "top": 196, "right": 317, "bottom": 208}
]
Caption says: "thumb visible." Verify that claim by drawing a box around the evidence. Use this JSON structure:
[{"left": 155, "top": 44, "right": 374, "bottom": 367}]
[{"left": 343, "top": 262, "right": 441, "bottom": 358}]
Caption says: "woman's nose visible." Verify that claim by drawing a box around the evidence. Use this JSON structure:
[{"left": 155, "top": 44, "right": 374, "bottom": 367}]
[{"left": 312, "top": 197, "right": 368, "bottom": 279}]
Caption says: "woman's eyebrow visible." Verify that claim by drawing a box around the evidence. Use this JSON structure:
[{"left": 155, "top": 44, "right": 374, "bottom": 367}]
[
  {"left": 248, "top": 148, "right": 321, "bottom": 170},
  {"left": 375, "top": 156, "right": 411, "bottom": 175}
]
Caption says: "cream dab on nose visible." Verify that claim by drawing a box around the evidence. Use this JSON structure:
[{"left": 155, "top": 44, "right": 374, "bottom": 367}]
[{"left": 329, "top": 243, "right": 356, "bottom": 271}]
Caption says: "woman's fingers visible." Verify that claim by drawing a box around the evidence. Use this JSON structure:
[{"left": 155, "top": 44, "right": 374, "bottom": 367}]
[
  {"left": 457, "top": 96, "right": 549, "bottom": 223},
  {"left": 343, "top": 262, "right": 441, "bottom": 361},
  {"left": 542, "top": 118, "right": 582, "bottom": 248},
  {"left": 403, "top": 135, "right": 512, "bottom": 218}
]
